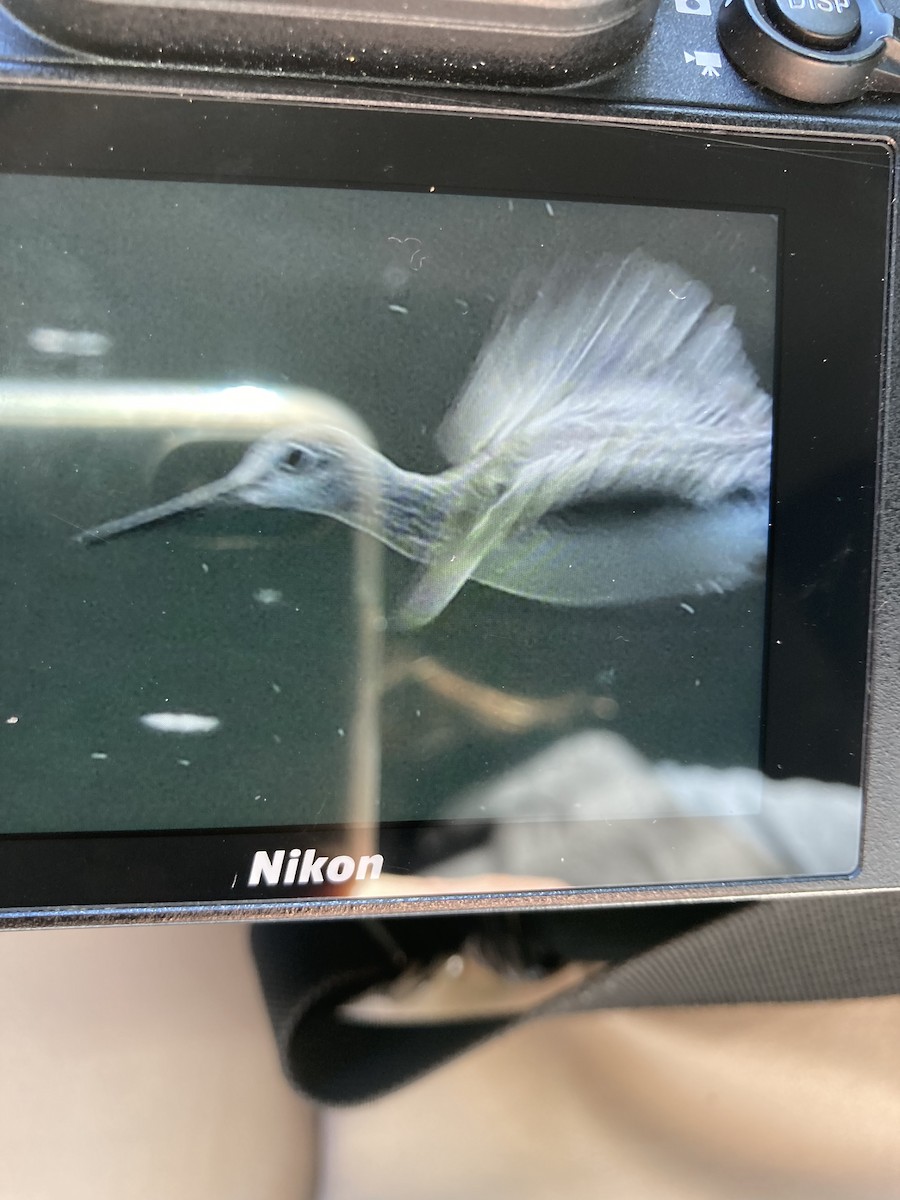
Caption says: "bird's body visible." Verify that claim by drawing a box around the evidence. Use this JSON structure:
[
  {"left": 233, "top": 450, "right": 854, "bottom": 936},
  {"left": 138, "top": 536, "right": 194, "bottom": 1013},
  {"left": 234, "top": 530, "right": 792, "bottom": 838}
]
[
  {"left": 81, "top": 252, "right": 772, "bottom": 626},
  {"left": 475, "top": 497, "right": 768, "bottom": 608}
]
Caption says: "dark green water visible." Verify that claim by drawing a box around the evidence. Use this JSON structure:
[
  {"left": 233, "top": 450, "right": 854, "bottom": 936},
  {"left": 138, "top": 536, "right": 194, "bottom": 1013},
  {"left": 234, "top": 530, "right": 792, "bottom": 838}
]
[{"left": 0, "top": 173, "right": 777, "bottom": 833}]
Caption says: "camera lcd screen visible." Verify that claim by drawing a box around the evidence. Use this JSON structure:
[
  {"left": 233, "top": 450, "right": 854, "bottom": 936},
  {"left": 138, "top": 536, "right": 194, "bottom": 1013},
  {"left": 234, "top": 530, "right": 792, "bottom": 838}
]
[{"left": 0, "top": 93, "right": 887, "bottom": 911}]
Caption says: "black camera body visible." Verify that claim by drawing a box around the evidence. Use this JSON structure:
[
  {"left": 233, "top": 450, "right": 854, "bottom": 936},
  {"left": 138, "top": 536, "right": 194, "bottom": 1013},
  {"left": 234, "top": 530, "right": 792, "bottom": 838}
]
[{"left": 0, "top": 0, "right": 898, "bottom": 924}]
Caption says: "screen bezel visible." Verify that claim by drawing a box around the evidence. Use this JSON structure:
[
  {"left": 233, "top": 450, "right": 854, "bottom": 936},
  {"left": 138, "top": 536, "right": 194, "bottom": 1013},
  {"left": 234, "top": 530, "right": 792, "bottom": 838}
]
[{"left": 0, "top": 85, "right": 890, "bottom": 915}]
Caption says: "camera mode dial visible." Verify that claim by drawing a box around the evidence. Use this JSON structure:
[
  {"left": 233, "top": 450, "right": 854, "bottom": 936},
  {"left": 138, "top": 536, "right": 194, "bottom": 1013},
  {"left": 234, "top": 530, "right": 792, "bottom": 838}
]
[{"left": 717, "top": 0, "right": 900, "bottom": 101}]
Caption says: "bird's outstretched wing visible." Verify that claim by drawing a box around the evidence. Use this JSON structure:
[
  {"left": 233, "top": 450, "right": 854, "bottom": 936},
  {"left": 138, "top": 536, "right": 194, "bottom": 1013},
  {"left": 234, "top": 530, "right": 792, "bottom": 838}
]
[
  {"left": 398, "top": 252, "right": 773, "bottom": 626},
  {"left": 435, "top": 251, "right": 772, "bottom": 507}
]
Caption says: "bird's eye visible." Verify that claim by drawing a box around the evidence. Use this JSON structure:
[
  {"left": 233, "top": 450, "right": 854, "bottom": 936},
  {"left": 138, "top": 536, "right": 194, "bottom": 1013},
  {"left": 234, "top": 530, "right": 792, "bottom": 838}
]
[{"left": 282, "top": 447, "right": 306, "bottom": 472}]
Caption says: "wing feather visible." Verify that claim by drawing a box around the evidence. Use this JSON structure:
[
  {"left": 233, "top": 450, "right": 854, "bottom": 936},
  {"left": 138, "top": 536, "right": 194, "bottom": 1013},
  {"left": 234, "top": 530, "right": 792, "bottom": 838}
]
[{"left": 436, "top": 252, "right": 772, "bottom": 507}]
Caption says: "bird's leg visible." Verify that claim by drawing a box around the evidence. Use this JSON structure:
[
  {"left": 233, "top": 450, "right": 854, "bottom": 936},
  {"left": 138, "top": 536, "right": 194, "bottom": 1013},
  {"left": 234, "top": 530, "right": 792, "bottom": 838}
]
[
  {"left": 391, "top": 475, "right": 548, "bottom": 629},
  {"left": 391, "top": 447, "right": 599, "bottom": 628}
]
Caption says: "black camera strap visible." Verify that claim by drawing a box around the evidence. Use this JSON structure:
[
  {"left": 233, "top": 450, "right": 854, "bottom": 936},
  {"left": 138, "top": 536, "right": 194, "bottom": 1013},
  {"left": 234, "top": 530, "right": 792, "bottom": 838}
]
[{"left": 251, "top": 890, "right": 900, "bottom": 1105}]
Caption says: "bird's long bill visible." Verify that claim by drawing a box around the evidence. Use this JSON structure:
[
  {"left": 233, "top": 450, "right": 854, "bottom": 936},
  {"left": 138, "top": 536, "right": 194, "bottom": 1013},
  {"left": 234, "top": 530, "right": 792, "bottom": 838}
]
[{"left": 77, "top": 475, "right": 238, "bottom": 545}]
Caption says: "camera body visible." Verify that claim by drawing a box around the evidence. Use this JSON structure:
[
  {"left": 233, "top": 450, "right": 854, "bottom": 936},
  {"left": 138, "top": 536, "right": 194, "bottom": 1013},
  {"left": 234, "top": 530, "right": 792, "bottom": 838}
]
[{"left": 0, "top": 0, "right": 898, "bottom": 924}]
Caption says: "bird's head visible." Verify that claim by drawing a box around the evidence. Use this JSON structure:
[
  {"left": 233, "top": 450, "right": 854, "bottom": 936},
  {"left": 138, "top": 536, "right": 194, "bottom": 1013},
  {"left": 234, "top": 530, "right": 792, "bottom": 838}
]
[
  {"left": 229, "top": 429, "right": 385, "bottom": 520},
  {"left": 78, "top": 426, "right": 387, "bottom": 544}
]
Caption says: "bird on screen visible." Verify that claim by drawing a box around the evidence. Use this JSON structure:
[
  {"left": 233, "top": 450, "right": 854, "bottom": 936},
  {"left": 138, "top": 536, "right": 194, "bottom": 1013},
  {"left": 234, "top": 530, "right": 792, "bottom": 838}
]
[{"left": 80, "top": 252, "right": 773, "bottom": 628}]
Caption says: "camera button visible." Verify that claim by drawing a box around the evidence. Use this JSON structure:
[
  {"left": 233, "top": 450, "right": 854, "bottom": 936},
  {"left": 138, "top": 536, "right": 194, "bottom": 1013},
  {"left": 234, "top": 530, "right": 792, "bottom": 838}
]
[{"left": 763, "top": 0, "right": 861, "bottom": 49}]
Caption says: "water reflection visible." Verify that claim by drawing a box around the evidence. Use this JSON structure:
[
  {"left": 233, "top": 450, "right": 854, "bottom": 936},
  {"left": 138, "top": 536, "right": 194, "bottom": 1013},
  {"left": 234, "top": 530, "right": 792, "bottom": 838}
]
[
  {"left": 372, "top": 649, "right": 860, "bottom": 890},
  {"left": 361, "top": 722, "right": 861, "bottom": 895},
  {"left": 427, "top": 730, "right": 861, "bottom": 886},
  {"left": 369, "top": 648, "right": 860, "bottom": 891}
]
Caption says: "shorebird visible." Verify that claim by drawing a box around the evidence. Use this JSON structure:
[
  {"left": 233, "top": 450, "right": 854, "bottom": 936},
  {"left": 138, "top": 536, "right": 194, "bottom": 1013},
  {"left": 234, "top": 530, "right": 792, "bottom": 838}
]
[{"left": 80, "top": 252, "right": 772, "bottom": 628}]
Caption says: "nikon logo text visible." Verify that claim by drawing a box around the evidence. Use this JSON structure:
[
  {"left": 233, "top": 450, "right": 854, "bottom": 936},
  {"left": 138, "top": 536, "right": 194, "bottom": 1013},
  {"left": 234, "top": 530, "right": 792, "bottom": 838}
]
[{"left": 248, "top": 848, "right": 384, "bottom": 887}]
